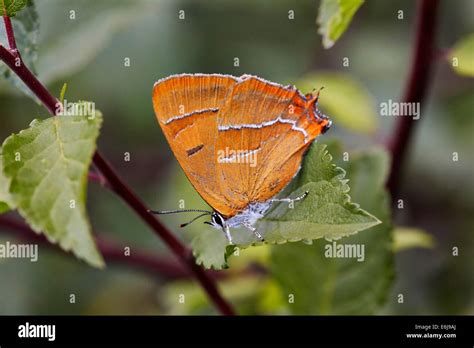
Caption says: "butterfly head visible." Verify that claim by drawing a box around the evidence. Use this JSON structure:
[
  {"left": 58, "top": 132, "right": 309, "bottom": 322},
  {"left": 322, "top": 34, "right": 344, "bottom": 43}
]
[
  {"left": 205, "top": 211, "right": 233, "bottom": 244},
  {"left": 306, "top": 87, "right": 332, "bottom": 134},
  {"left": 203, "top": 211, "right": 224, "bottom": 228},
  {"left": 210, "top": 211, "right": 225, "bottom": 228}
]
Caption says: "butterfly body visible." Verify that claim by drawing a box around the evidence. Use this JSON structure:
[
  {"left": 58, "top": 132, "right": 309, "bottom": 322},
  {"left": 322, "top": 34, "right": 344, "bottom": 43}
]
[
  {"left": 225, "top": 201, "right": 271, "bottom": 228},
  {"left": 152, "top": 73, "right": 331, "bottom": 243}
]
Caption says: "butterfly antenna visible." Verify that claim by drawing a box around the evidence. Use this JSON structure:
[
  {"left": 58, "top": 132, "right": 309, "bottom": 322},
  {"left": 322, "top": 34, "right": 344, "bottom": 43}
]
[
  {"left": 147, "top": 208, "right": 212, "bottom": 215},
  {"left": 310, "top": 86, "right": 325, "bottom": 106},
  {"left": 180, "top": 213, "right": 211, "bottom": 228}
]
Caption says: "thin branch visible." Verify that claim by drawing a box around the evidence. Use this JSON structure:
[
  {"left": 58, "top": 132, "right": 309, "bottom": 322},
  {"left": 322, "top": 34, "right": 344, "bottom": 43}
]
[
  {"left": 0, "top": 45, "right": 59, "bottom": 114},
  {"left": 0, "top": 20, "right": 236, "bottom": 315},
  {"left": 3, "top": 16, "right": 17, "bottom": 52},
  {"left": 386, "top": 0, "right": 439, "bottom": 202}
]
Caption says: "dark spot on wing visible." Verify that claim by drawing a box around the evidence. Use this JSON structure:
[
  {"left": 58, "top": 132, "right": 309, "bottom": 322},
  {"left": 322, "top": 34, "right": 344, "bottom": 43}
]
[
  {"left": 186, "top": 144, "right": 204, "bottom": 156},
  {"left": 269, "top": 179, "right": 280, "bottom": 192}
]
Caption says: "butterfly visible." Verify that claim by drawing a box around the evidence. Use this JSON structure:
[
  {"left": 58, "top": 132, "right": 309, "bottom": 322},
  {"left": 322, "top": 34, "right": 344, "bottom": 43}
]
[{"left": 150, "top": 73, "right": 331, "bottom": 244}]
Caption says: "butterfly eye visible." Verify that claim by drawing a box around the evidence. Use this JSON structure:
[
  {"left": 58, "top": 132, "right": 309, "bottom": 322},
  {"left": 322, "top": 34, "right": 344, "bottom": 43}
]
[
  {"left": 212, "top": 212, "right": 224, "bottom": 227},
  {"left": 322, "top": 119, "right": 332, "bottom": 134}
]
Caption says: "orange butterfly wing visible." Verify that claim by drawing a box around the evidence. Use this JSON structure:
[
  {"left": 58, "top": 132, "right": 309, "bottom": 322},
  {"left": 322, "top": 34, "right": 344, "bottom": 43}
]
[
  {"left": 152, "top": 74, "right": 238, "bottom": 216},
  {"left": 215, "top": 76, "right": 330, "bottom": 214},
  {"left": 153, "top": 74, "right": 330, "bottom": 218}
]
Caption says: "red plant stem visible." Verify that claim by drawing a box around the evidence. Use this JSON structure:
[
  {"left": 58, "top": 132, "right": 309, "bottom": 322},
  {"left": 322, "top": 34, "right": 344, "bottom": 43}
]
[
  {"left": 386, "top": 0, "right": 439, "bottom": 201},
  {"left": 0, "top": 45, "right": 59, "bottom": 114},
  {"left": 3, "top": 16, "right": 17, "bottom": 52},
  {"left": 0, "top": 19, "right": 235, "bottom": 315}
]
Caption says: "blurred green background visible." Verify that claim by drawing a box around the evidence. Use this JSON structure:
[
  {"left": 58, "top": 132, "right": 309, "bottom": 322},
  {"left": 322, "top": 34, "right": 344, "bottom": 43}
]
[{"left": 0, "top": 0, "right": 473, "bottom": 315}]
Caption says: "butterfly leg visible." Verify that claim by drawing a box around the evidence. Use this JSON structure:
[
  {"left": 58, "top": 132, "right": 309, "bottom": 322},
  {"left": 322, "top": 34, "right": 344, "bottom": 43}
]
[
  {"left": 242, "top": 221, "right": 265, "bottom": 242},
  {"left": 223, "top": 224, "right": 233, "bottom": 245},
  {"left": 270, "top": 190, "right": 309, "bottom": 204}
]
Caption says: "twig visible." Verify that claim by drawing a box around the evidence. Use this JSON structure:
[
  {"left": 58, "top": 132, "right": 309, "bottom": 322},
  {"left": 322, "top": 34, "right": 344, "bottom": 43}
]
[
  {"left": 0, "top": 15, "right": 235, "bottom": 315},
  {"left": 386, "top": 0, "right": 439, "bottom": 201},
  {"left": 0, "top": 45, "right": 58, "bottom": 114},
  {"left": 3, "top": 16, "right": 17, "bottom": 52}
]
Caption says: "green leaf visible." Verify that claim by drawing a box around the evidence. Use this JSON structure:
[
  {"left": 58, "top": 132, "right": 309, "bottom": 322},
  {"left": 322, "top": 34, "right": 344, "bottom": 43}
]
[
  {"left": 317, "top": 0, "right": 364, "bottom": 49},
  {"left": 194, "top": 241, "right": 271, "bottom": 272},
  {"left": 0, "top": 0, "right": 39, "bottom": 101},
  {"left": 1, "top": 110, "right": 104, "bottom": 268},
  {"left": 0, "top": 155, "right": 15, "bottom": 214},
  {"left": 393, "top": 227, "right": 435, "bottom": 252},
  {"left": 296, "top": 72, "right": 378, "bottom": 134},
  {"left": 0, "top": 0, "right": 27, "bottom": 16},
  {"left": 191, "top": 229, "right": 235, "bottom": 270},
  {"left": 191, "top": 142, "right": 380, "bottom": 270},
  {"left": 256, "top": 144, "right": 381, "bottom": 241},
  {"left": 448, "top": 33, "right": 474, "bottom": 77},
  {"left": 269, "top": 146, "right": 394, "bottom": 314}
]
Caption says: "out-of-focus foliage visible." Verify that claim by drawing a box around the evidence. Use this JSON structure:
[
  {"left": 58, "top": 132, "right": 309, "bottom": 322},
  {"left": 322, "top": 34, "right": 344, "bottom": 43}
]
[
  {"left": 161, "top": 275, "right": 265, "bottom": 315},
  {"left": 317, "top": 0, "right": 364, "bottom": 49},
  {"left": 393, "top": 227, "right": 435, "bottom": 252},
  {"left": 37, "top": 2, "right": 156, "bottom": 85},
  {"left": 296, "top": 72, "right": 378, "bottom": 133},
  {"left": 449, "top": 33, "right": 474, "bottom": 77}
]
